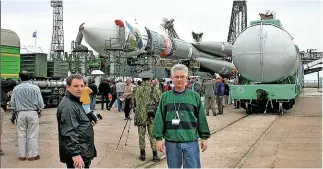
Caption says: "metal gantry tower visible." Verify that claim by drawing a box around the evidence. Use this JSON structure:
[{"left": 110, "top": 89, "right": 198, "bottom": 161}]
[
  {"left": 160, "top": 18, "right": 180, "bottom": 57},
  {"left": 227, "top": 0, "right": 247, "bottom": 43},
  {"left": 50, "top": 0, "right": 64, "bottom": 62},
  {"left": 159, "top": 18, "right": 200, "bottom": 76},
  {"left": 160, "top": 18, "right": 180, "bottom": 39}
]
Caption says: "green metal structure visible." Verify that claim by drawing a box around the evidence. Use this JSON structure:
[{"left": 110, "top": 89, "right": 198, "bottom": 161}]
[
  {"left": 0, "top": 29, "right": 20, "bottom": 79},
  {"left": 1, "top": 29, "right": 67, "bottom": 107},
  {"left": 20, "top": 53, "right": 48, "bottom": 78}
]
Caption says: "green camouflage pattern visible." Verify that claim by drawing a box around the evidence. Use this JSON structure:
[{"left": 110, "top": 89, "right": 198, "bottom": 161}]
[
  {"left": 138, "top": 124, "right": 156, "bottom": 150},
  {"left": 216, "top": 96, "right": 223, "bottom": 114},
  {"left": 133, "top": 82, "right": 162, "bottom": 126}
]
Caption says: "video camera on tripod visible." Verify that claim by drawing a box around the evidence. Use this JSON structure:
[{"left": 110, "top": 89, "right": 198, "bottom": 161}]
[{"left": 86, "top": 110, "right": 103, "bottom": 124}]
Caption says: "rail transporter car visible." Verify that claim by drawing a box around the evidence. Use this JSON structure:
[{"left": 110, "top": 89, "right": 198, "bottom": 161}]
[
  {"left": 1, "top": 29, "right": 66, "bottom": 107},
  {"left": 230, "top": 15, "right": 304, "bottom": 115}
]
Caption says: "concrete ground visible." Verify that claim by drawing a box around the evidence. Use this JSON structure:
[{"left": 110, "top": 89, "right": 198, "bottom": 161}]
[
  {"left": 240, "top": 95, "right": 322, "bottom": 168},
  {"left": 151, "top": 94, "right": 322, "bottom": 168},
  {"left": 1, "top": 89, "right": 321, "bottom": 168},
  {"left": 0, "top": 103, "right": 245, "bottom": 168},
  {"left": 302, "top": 88, "right": 322, "bottom": 96},
  {"left": 151, "top": 113, "right": 279, "bottom": 168}
]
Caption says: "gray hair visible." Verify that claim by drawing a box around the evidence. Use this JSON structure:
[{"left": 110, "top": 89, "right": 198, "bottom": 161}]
[
  {"left": 171, "top": 64, "right": 189, "bottom": 77},
  {"left": 126, "top": 77, "right": 132, "bottom": 83}
]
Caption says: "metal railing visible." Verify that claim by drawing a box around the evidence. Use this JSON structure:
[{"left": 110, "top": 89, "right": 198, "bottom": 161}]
[{"left": 303, "top": 80, "right": 322, "bottom": 88}]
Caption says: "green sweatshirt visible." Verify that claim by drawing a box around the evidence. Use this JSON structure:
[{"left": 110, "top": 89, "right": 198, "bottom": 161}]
[{"left": 153, "top": 89, "right": 210, "bottom": 143}]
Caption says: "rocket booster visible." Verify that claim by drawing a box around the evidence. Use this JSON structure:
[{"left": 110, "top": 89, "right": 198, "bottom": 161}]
[{"left": 80, "top": 19, "right": 234, "bottom": 76}]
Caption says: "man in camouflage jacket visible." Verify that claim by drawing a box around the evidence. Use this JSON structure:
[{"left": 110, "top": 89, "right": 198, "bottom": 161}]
[{"left": 133, "top": 72, "right": 162, "bottom": 162}]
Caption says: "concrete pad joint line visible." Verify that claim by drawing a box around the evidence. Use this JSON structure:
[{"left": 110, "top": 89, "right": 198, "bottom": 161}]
[
  {"left": 96, "top": 143, "right": 109, "bottom": 167},
  {"left": 270, "top": 141, "right": 280, "bottom": 168},
  {"left": 136, "top": 114, "right": 249, "bottom": 168},
  {"left": 234, "top": 116, "right": 279, "bottom": 168}
]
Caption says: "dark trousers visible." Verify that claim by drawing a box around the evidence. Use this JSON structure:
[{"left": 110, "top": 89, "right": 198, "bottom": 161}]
[
  {"left": 108, "top": 94, "right": 117, "bottom": 109},
  {"left": 216, "top": 96, "right": 223, "bottom": 114},
  {"left": 66, "top": 160, "right": 91, "bottom": 168},
  {"left": 124, "top": 98, "right": 132, "bottom": 118},
  {"left": 101, "top": 93, "right": 109, "bottom": 110}
]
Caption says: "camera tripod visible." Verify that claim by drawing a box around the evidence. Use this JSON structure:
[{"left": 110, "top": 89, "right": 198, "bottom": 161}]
[
  {"left": 116, "top": 110, "right": 133, "bottom": 149},
  {"left": 116, "top": 109, "right": 155, "bottom": 149}
]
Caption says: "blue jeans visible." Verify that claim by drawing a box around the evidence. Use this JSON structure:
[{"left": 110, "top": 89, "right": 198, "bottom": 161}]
[
  {"left": 82, "top": 104, "right": 91, "bottom": 114},
  {"left": 165, "top": 140, "right": 201, "bottom": 168},
  {"left": 117, "top": 92, "right": 123, "bottom": 112},
  {"left": 90, "top": 95, "right": 96, "bottom": 110}
]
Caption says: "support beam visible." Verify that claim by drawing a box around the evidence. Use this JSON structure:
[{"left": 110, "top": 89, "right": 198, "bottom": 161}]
[{"left": 304, "top": 67, "right": 322, "bottom": 75}]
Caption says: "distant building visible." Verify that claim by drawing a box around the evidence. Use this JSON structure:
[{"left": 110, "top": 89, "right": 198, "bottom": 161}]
[
  {"left": 20, "top": 46, "right": 48, "bottom": 78},
  {"left": 20, "top": 45, "right": 45, "bottom": 54}
]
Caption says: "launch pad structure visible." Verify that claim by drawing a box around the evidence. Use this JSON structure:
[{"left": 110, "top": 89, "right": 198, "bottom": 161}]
[
  {"left": 102, "top": 18, "right": 199, "bottom": 80},
  {"left": 103, "top": 37, "right": 159, "bottom": 80},
  {"left": 69, "top": 40, "right": 98, "bottom": 76},
  {"left": 101, "top": 16, "right": 218, "bottom": 80},
  {"left": 104, "top": 38, "right": 128, "bottom": 79},
  {"left": 69, "top": 1, "right": 249, "bottom": 80}
]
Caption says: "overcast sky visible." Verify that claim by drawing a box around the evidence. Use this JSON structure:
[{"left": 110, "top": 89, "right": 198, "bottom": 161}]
[{"left": 1, "top": 0, "right": 322, "bottom": 80}]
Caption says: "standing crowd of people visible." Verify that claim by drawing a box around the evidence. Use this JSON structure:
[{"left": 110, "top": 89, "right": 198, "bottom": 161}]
[{"left": 0, "top": 64, "right": 233, "bottom": 169}]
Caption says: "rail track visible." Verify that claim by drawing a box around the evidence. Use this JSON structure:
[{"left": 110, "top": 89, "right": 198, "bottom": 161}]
[
  {"left": 135, "top": 114, "right": 249, "bottom": 168},
  {"left": 233, "top": 115, "right": 278, "bottom": 168},
  {"left": 135, "top": 112, "right": 280, "bottom": 168}
]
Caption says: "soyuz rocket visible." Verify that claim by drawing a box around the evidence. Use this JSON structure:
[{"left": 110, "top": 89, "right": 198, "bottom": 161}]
[{"left": 75, "top": 18, "right": 235, "bottom": 76}]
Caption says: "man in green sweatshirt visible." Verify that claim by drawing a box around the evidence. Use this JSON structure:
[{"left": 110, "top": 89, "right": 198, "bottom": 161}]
[{"left": 153, "top": 64, "right": 210, "bottom": 168}]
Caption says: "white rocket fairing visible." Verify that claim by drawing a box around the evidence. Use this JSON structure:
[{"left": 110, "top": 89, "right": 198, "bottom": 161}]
[
  {"left": 79, "top": 18, "right": 235, "bottom": 76},
  {"left": 81, "top": 19, "right": 148, "bottom": 55}
]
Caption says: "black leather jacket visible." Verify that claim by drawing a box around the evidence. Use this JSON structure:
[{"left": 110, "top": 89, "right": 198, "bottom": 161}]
[{"left": 56, "top": 92, "right": 97, "bottom": 163}]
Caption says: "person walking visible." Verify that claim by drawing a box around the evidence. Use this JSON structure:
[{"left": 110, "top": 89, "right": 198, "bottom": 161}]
[
  {"left": 188, "top": 78, "right": 202, "bottom": 96},
  {"left": 10, "top": 70, "right": 44, "bottom": 161},
  {"left": 98, "top": 79, "right": 110, "bottom": 110},
  {"left": 121, "top": 78, "right": 133, "bottom": 119},
  {"left": 164, "top": 81, "right": 172, "bottom": 91},
  {"left": 153, "top": 64, "right": 210, "bottom": 168},
  {"left": 88, "top": 80, "right": 98, "bottom": 110},
  {"left": 80, "top": 82, "right": 92, "bottom": 114},
  {"left": 133, "top": 72, "right": 161, "bottom": 162},
  {"left": 107, "top": 81, "right": 117, "bottom": 111},
  {"left": 116, "top": 80, "right": 126, "bottom": 112},
  {"left": 223, "top": 78, "right": 230, "bottom": 106},
  {"left": 57, "top": 74, "right": 97, "bottom": 168},
  {"left": 157, "top": 79, "right": 165, "bottom": 93},
  {"left": 202, "top": 78, "right": 217, "bottom": 116},
  {"left": 215, "top": 76, "right": 225, "bottom": 115}
]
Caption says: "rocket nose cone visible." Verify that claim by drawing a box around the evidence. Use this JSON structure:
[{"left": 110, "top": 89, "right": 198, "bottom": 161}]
[
  {"left": 80, "top": 20, "right": 128, "bottom": 54},
  {"left": 81, "top": 22, "right": 108, "bottom": 54}
]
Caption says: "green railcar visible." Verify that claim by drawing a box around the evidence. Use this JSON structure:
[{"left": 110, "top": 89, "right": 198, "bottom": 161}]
[
  {"left": 0, "top": 29, "right": 20, "bottom": 79},
  {"left": 230, "top": 16, "right": 304, "bottom": 116}
]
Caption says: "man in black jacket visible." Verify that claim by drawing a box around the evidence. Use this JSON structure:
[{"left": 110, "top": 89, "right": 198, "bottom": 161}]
[
  {"left": 0, "top": 78, "right": 17, "bottom": 156},
  {"left": 0, "top": 78, "right": 17, "bottom": 111},
  {"left": 107, "top": 81, "right": 117, "bottom": 111},
  {"left": 98, "top": 79, "right": 110, "bottom": 110},
  {"left": 56, "top": 74, "right": 97, "bottom": 168}
]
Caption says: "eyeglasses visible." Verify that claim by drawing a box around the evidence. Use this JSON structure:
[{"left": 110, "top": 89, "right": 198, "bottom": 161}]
[{"left": 173, "top": 76, "right": 187, "bottom": 79}]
